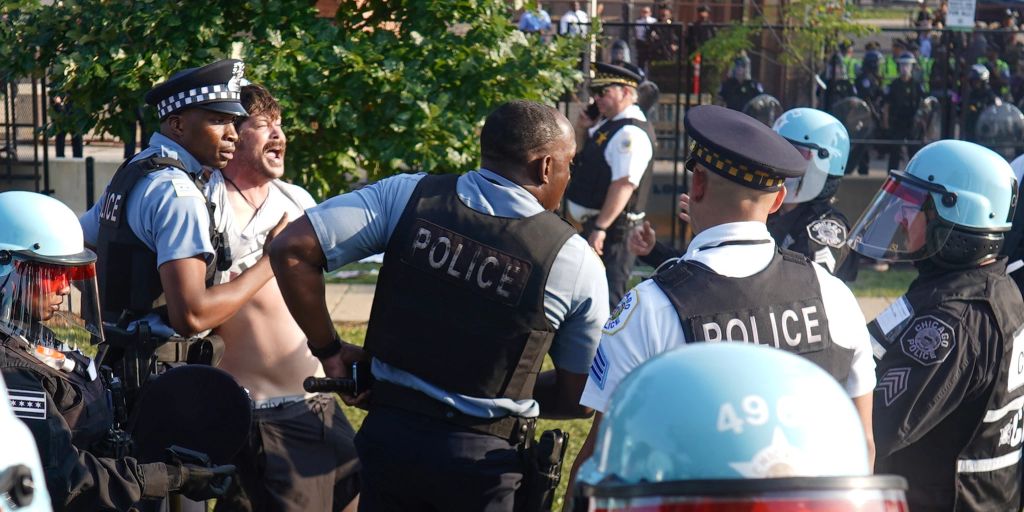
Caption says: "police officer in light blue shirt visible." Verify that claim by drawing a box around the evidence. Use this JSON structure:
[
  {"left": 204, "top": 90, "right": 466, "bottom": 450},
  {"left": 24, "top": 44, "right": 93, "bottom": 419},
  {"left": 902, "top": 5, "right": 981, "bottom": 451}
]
[
  {"left": 81, "top": 59, "right": 287, "bottom": 342},
  {"left": 270, "top": 100, "right": 608, "bottom": 511}
]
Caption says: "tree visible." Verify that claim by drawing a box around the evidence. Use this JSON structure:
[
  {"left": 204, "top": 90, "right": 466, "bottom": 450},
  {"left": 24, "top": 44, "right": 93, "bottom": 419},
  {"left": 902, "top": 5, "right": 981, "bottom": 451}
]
[{"left": 1, "top": 0, "right": 584, "bottom": 197}]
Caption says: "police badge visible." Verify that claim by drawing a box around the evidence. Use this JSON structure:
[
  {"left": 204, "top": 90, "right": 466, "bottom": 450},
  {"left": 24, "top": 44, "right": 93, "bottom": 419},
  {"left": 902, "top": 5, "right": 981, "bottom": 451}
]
[
  {"left": 899, "top": 315, "right": 956, "bottom": 366},
  {"left": 806, "top": 218, "right": 847, "bottom": 248},
  {"left": 227, "top": 61, "right": 246, "bottom": 93}
]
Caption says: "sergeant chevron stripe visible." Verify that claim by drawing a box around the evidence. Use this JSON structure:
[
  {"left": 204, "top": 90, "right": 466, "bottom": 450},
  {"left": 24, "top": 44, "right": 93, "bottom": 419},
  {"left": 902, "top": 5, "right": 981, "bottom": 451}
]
[{"left": 877, "top": 367, "right": 911, "bottom": 406}]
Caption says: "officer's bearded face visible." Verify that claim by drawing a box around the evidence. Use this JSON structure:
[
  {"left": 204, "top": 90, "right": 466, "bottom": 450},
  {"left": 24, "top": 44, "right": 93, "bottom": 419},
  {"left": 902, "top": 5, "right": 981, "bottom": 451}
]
[
  {"left": 174, "top": 108, "right": 239, "bottom": 169},
  {"left": 234, "top": 113, "right": 286, "bottom": 180}
]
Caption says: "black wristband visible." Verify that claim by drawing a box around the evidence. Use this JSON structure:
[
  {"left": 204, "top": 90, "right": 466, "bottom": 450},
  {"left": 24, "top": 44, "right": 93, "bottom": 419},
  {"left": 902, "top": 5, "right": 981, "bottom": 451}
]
[
  {"left": 308, "top": 332, "right": 343, "bottom": 359},
  {"left": 592, "top": 225, "right": 606, "bottom": 232}
]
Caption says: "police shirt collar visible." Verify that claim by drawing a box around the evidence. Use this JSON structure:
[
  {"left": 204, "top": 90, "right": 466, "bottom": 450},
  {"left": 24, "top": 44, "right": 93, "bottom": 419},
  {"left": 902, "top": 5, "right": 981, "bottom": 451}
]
[
  {"left": 148, "top": 132, "right": 204, "bottom": 176},
  {"left": 684, "top": 222, "right": 775, "bottom": 259},
  {"left": 462, "top": 168, "right": 545, "bottom": 216},
  {"left": 611, "top": 104, "right": 646, "bottom": 122}
]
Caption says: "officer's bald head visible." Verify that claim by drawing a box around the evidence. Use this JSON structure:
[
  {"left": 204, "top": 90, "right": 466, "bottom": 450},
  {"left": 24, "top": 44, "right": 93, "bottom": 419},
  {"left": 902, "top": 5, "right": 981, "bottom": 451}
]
[{"left": 481, "top": 101, "right": 571, "bottom": 168}]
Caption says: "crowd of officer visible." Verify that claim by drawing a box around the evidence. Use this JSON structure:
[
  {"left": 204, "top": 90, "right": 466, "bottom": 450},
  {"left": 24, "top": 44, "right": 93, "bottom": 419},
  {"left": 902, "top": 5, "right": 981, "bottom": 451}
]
[{"left": 6, "top": 53, "right": 1024, "bottom": 512}]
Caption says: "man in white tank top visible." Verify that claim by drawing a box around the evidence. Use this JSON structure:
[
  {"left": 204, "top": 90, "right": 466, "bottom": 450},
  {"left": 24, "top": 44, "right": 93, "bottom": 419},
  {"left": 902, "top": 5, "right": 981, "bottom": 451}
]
[{"left": 206, "top": 84, "right": 359, "bottom": 512}]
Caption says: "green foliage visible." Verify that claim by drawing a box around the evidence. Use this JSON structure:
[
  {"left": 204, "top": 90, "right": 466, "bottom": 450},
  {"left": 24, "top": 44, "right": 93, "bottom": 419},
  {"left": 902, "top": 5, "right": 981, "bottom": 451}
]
[
  {"left": 2, "top": 1, "right": 584, "bottom": 198},
  {"left": 777, "top": 0, "right": 876, "bottom": 71},
  {"left": 699, "top": 20, "right": 759, "bottom": 84}
]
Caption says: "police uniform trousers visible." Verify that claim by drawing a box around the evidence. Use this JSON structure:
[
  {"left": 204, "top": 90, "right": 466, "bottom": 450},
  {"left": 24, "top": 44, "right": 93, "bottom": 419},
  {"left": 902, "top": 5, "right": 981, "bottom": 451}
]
[
  {"left": 584, "top": 221, "right": 637, "bottom": 310},
  {"left": 355, "top": 406, "right": 524, "bottom": 512},
  {"left": 216, "top": 394, "right": 360, "bottom": 512}
]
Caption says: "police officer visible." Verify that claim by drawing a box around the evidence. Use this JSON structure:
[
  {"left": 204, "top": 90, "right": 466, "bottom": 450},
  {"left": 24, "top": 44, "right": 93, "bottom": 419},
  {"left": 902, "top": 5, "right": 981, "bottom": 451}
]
[
  {"left": 768, "top": 108, "right": 858, "bottom": 281},
  {"left": 882, "top": 52, "right": 925, "bottom": 171},
  {"left": 269, "top": 101, "right": 609, "bottom": 511},
  {"left": 851, "top": 50, "right": 884, "bottom": 175},
  {"left": 850, "top": 140, "right": 1023, "bottom": 511},
  {"left": 79, "top": 60, "right": 287, "bottom": 377},
  {"left": 0, "top": 191, "right": 234, "bottom": 511},
  {"left": 566, "top": 105, "right": 878, "bottom": 500},
  {"left": 575, "top": 344, "right": 908, "bottom": 511},
  {"left": 565, "top": 63, "right": 656, "bottom": 308},
  {"left": 820, "top": 52, "right": 855, "bottom": 114},
  {"left": 631, "top": 108, "right": 859, "bottom": 281},
  {"left": 962, "top": 64, "right": 1001, "bottom": 143},
  {"left": 718, "top": 51, "right": 764, "bottom": 112}
]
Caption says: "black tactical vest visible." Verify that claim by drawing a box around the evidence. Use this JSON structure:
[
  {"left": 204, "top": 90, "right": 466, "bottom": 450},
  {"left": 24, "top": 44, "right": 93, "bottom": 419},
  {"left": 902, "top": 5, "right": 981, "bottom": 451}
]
[
  {"left": 870, "top": 261, "right": 1024, "bottom": 511},
  {"left": 0, "top": 333, "right": 113, "bottom": 451},
  {"left": 565, "top": 116, "right": 656, "bottom": 215},
  {"left": 95, "top": 156, "right": 222, "bottom": 326},
  {"left": 767, "top": 201, "right": 856, "bottom": 281},
  {"left": 364, "top": 174, "right": 576, "bottom": 400},
  {"left": 652, "top": 247, "right": 854, "bottom": 383}
]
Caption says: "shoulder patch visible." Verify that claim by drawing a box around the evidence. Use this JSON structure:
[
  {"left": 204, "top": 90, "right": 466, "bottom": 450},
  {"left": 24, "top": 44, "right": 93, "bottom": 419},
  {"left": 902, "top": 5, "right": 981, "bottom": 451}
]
[
  {"left": 603, "top": 289, "right": 638, "bottom": 334},
  {"left": 590, "top": 344, "right": 610, "bottom": 390},
  {"left": 9, "top": 388, "right": 46, "bottom": 420},
  {"left": 876, "top": 367, "right": 911, "bottom": 406},
  {"left": 1007, "top": 325, "right": 1024, "bottom": 392},
  {"left": 170, "top": 178, "right": 203, "bottom": 199},
  {"left": 618, "top": 133, "right": 633, "bottom": 153},
  {"left": 899, "top": 315, "right": 956, "bottom": 365},
  {"left": 806, "top": 218, "right": 847, "bottom": 248}
]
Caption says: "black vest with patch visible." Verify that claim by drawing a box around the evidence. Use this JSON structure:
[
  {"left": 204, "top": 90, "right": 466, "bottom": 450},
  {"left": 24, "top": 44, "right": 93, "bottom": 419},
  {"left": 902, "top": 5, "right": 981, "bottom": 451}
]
[
  {"left": 95, "top": 156, "right": 221, "bottom": 326},
  {"left": 767, "top": 201, "right": 857, "bottom": 281},
  {"left": 652, "top": 247, "right": 853, "bottom": 383},
  {"left": 364, "top": 174, "right": 576, "bottom": 400},
  {"left": 869, "top": 261, "right": 1024, "bottom": 511},
  {"left": 565, "top": 116, "right": 656, "bottom": 214}
]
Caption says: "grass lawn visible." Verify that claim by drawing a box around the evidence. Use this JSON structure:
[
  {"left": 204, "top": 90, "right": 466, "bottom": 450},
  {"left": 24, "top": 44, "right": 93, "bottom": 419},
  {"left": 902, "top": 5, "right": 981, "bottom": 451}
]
[{"left": 334, "top": 322, "right": 590, "bottom": 511}]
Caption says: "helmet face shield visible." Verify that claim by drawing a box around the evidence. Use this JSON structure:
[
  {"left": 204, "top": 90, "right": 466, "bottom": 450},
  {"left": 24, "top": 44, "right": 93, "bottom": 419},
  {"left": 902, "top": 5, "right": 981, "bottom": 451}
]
[
  {"left": 848, "top": 172, "right": 954, "bottom": 262},
  {"left": 0, "top": 257, "right": 103, "bottom": 347},
  {"left": 783, "top": 141, "right": 831, "bottom": 204}
]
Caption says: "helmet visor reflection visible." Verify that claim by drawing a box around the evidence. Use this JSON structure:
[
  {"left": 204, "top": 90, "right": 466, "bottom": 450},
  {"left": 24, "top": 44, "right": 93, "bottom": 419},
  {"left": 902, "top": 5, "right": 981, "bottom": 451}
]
[
  {"left": 593, "top": 488, "right": 909, "bottom": 511},
  {"left": 848, "top": 174, "right": 953, "bottom": 262},
  {"left": 0, "top": 259, "right": 103, "bottom": 347}
]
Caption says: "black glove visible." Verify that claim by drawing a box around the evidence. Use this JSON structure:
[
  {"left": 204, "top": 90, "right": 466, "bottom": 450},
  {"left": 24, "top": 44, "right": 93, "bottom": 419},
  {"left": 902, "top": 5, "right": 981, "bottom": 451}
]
[{"left": 168, "top": 462, "right": 236, "bottom": 501}]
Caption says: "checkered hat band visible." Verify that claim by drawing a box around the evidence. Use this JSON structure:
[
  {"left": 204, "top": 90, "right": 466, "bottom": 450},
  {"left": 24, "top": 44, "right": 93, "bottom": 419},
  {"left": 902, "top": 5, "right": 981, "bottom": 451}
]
[
  {"left": 690, "top": 142, "right": 784, "bottom": 191},
  {"left": 156, "top": 84, "right": 239, "bottom": 118}
]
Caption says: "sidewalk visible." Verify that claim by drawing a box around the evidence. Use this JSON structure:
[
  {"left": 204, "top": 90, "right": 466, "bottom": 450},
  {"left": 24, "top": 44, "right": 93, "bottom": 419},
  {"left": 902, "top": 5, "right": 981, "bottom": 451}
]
[{"left": 326, "top": 283, "right": 898, "bottom": 324}]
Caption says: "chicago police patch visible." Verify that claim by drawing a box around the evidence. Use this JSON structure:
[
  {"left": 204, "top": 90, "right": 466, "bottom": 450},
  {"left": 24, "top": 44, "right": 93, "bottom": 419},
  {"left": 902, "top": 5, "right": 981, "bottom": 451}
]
[
  {"left": 900, "top": 315, "right": 956, "bottom": 365},
  {"left": 603, "top": 289, "right": 638, "bottom": 334},
  {"left": 806, "top": 219, "right": 847, "bottom": 248}
]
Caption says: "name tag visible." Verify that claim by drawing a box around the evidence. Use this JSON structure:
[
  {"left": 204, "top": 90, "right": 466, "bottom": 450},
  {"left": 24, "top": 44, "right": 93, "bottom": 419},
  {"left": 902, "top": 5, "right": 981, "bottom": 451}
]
[{"left": 401, "top": 219, "right": 532, "bottom": 307}]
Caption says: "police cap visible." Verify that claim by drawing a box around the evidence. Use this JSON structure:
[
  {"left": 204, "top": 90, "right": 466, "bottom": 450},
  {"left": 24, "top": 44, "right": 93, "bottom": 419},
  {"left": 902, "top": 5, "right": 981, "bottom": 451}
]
[
  {"left": 145, "top": 59, "right": 249, "bottom": 119},
  {"left": 684, "top": 105, "right": 805, "bottom": 191},
  {"left": 591, "top": 62, "right": 642, "bottom": 91}
]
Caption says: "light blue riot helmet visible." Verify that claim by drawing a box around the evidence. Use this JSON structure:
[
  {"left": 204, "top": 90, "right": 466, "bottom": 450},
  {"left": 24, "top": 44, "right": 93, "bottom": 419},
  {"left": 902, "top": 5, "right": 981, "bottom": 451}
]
[
  {"left": 576, "top": 344, "right": 908, "bottom": 511},
  {"left": 896, "top": 52, "right": 916, "bottom": 80},
  {"left": 772, "top": 108, "right": 850, "bottom": 204},
  {"left": 0, "top": 191, "right": 103, "bottom": 348},
  {"left": 849, "top": 140, "right": 1017, "bottom": 266}
]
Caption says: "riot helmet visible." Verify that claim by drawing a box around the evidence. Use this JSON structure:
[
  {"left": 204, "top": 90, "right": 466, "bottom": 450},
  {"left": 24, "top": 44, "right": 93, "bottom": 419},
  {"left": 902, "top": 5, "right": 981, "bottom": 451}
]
[
  {"left": 969, "top": 63, "right": 991, "bottom": 87},
  {"left": 773, "top": 108, "right": 850, "bottom": 203},
  {"left": 861, "top": 50, "right": 882, "bottom": 76},
  {"left": 731, "top": 51, "right": 752, "bottom": 81},
  {"left": 0, "top": 192, "right": 103, "bottom": 348},
  {"left": 610, "top": 40, "right": 632, "bottom": 65},
  {"left": 897, "top": 52, "right": 916, "bottom": 80},
  {"left": 576, "top": 344, "right": 908, "bottom": 511},
  {"left": 849, "top": 140, "right": 1017, "bottom": 267}
]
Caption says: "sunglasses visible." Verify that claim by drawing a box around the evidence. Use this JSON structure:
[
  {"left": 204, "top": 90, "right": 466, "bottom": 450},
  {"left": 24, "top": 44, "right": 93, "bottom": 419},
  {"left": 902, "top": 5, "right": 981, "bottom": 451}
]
[{"left": 590, "top": 85, "right": 622, "bottom": 98}]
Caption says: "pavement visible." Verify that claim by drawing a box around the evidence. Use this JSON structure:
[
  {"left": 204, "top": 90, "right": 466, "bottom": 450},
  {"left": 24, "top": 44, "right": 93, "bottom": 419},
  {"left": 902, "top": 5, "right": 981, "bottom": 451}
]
[{"left": 325, "top": 282, "right": 898, "bottom": 324}]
